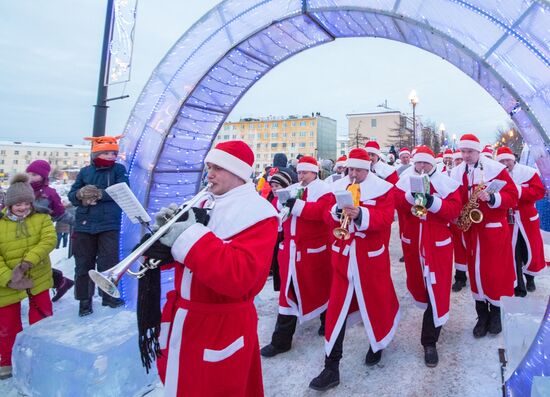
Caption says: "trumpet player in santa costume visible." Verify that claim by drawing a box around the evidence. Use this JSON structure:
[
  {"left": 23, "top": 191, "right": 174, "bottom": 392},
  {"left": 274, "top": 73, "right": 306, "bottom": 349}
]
[
  {"left": 437, "top": 148, "right": 454, "bottom": 176},
  {"left": 395, "top": 146, "right": 462, "bottom": 367},
  {"left": 496, "top": 146, "right": 547, "bottom": 296},
  {"left": 261, "top": 156, "right": 334, "bottom": 358},
  {"left": 149, "top": 141, "right": 279, "bottom": 397},
  {"left": 364, "top": 140, "right": 399, "bottom": 185},
  {"left": 450, "top": 134, "right": 517, "bottom": 337},
  {"left": 309, "top": 148, "right": 399, "bottom": 392}
]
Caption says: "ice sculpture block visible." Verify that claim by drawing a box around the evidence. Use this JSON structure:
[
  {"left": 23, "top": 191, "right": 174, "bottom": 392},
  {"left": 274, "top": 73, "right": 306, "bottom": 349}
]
[
  {"left": 12, "top": 301, "right": 159, "bottom": 397},
  {"left": 501, "top": 296, "right": 546, "bottom": 379},
  {"left": 532, "top": 376, "right": 550, "bottom": 397}
]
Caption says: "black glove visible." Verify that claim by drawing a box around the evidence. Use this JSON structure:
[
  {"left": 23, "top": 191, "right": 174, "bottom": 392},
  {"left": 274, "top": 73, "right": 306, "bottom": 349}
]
[
  {"left": 190, "top": 207, "right": 210, "bottom": 226},
  {"left": 425, "top": 194, "right": 434, "bottom": 209},
  {"left": 138, "top": 233, "right": 174, "bottom": 265},
  {"left": 285, "top": 198, "right": 297, "bottom": 212},
  {"left": 488, "top": 193, "right": 496, "bottom": 207}
]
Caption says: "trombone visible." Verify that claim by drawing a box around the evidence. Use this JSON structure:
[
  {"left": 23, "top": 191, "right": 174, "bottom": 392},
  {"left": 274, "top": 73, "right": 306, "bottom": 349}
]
[
  {"left": 89, "top": 185, "right": 214, "bottom": 298},
  {"left": 333, "top": 179, "right": 360, "bottom": 240}
]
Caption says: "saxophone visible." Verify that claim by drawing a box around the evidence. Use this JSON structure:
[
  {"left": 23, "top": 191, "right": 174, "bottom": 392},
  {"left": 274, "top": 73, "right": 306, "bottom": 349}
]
[{"left": 457, "top": 163, "right": 484, "bottom": 231}]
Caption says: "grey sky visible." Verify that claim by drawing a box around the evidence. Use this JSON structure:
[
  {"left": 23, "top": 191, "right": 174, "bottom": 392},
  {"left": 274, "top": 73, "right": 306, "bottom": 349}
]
[{"left": 0, "top": 0, "right": 510, "bottom": 146}]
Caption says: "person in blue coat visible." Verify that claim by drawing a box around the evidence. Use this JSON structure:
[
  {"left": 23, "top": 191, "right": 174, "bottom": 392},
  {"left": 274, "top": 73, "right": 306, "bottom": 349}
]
[{"left": 68, "top": 136, "right": 129, "bottom": 316}]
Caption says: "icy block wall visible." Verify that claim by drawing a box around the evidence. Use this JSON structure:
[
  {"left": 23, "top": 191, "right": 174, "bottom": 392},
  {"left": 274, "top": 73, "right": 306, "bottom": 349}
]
[
  {"left": 501, "top": 296, "right": 546, "bottom": 380},
  {"left": 12, "top": 302, "right": 159, "bottom": 397}
]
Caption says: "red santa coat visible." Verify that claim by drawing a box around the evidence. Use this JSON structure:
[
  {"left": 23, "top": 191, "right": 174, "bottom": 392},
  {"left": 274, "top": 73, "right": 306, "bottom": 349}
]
[
  {"left": 325, "top": 174, "right": 399, "bottom": 355},
  {"left": 450, "top": 158, "right": 518, "bottom": 306},
  {"left": 508, "top": 163, "right": 546, "bottom": 275},
  {"left": 450, "top": 223, "right": 468, "bottom": 272},
  {"left": 395, "top": 170, "right": 462, "bottom": 326},
  {"left": 277, "top": 178, "right": 334, "bottom": 321},
  {"left": 157, "top": 183, "right": 278, "bottom": 397},
  {"left": 372, "top": 160, "right": 398, "bottom": 185}
]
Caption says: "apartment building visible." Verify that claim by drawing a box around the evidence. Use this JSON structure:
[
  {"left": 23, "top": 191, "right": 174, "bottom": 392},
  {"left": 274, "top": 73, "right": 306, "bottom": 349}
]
[
  {"left": 217, "top": 114, "right": 337, "bottom": 172},
  {"left": 0, "top": 141, "right": 90, "bottom": 180},
  {"left": 336, "top": 135, "right": 349, "bottom": 157}
]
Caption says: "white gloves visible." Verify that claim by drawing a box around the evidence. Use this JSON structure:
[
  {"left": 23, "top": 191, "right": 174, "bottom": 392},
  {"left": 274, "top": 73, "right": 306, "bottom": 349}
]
[
  {"left": 153, "top": 203, "right": 179, "bottom": 230},
  {"left": 159, "top": 209, "right": 197, "bottom": 247}
]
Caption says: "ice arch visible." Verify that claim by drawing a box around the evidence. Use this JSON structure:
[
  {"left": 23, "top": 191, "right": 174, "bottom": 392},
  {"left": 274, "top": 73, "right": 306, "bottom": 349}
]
[{"left": 116, "top": 3, "right": 550, "bottom": 378}]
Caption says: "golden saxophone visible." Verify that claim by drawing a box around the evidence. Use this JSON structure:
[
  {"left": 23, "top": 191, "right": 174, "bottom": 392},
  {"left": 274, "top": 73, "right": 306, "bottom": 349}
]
[{"left": 457, "top": 180, "right": 484, "bottom": 232}]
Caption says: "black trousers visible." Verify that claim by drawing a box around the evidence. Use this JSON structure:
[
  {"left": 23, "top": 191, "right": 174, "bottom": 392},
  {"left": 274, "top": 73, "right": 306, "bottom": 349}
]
[
  {"left": 514, "top": 232, "right": 529, "bottom": 295},
  {"left": 73, "top": 230, "right": 119, "bottom": 301},
  {"left": 454, "top": 269, "right": 467, "bottom": 282},
  {"left": 421, "top": 299, "right": 442, "bottom": 347},
  {"left": 325, "top": 319, "right": 347, "bottom": 370},
  {"left": 270, "top": 311, "right": 326, "bottom": 349}
]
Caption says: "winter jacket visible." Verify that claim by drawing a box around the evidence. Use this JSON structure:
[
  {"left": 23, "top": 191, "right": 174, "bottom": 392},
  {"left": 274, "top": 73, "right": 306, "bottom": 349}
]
[
  {"left": 32, "top": 184, "right": 65, "bottom": 220},
  {"left": 0, "top": 210, "right": 57, "bottom": 307},
  {"left": 68, "top": 163, "right": 129, "bottom": 234}
]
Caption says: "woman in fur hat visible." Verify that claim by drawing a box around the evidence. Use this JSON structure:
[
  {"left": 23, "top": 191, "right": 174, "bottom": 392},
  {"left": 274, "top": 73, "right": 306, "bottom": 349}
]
[{"left": 0, "top": 174, "right": 57, "bottom": 380}]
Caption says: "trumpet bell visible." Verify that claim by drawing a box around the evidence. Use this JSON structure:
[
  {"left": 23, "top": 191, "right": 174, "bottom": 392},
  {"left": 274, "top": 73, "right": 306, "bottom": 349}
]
[
  {"left": 89, "top": 270, "right": 120, "bottom": 298},
  {"left": 333, "top": 227, "right": 351, "bottom": 240},
  {"left": 469, "top": 208, "right": 483, "bottom": 224},
  {"left": 411, "top": 205, "right": 428, "bottom": 217}
]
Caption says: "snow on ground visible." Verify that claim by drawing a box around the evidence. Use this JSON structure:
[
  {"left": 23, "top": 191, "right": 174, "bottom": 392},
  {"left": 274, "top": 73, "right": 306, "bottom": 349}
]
[{"left": 1, "top": 224, "right": 549, "bottom": 397}]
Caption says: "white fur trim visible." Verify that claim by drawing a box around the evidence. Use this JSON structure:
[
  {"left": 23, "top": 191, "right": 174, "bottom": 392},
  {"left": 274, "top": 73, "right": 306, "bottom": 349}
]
[
  {"left": 399, "top": 150, "right": 411, "bottom": 157},
  {"left": 488, "top": 192, "right": 502, "bottom": 209},
  {"left": 459, "top": 139, "right": 481, "bottom": 151},
  {"left": 203, "top": 336, "right": 244, "bottom": 362},
  {"left": 452, "top": 152, "right": 462, "bottom": 160},
  {"left": 346, "top": 158, "right": 371, "bottom": 169},
  {"left": 205, "top": 148, "right": 252, "bottom": 181},
  {"left": 297, "top": 163, "right": 319, "bottom": 173},
  {"left": 496, "top": 153, "right": 515, "bottom": 161},
  {"left": 428, "top": 196, "right": 442, "bottom": 213},
  {"left": 357, "top": 207, "right": 370, "bottom": 231},
  {"left": 291, "top": 199, "right": 306, "bottom": 217},
  {"left": 171, "top": 223, "right": 210, "bottom": 263},
  {"left": 365, "top": 146, "right": 382, "bottom": 157},
  {"left": 413, "top": 153, "right": 435, "bottom": 165}
]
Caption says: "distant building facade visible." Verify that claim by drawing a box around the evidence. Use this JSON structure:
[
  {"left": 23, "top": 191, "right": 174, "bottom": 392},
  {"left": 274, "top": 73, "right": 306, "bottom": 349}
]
[
  {"left": 337, "top": 135, "right": 348, "bottom": 157},
  {"left": 347, "top": 107, "right": 414, "bottom": 150},
  {"left": 217, "top": 114, "right": 337, "bottom": 172},
  {"left": 0, "top": 141, "right": 90, "bottom": 180}
]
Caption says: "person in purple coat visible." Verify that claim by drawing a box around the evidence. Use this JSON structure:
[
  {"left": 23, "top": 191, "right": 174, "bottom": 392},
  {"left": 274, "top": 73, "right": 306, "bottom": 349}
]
[{"left": 26, "top": 160, "right": 74, "bottom": 302}]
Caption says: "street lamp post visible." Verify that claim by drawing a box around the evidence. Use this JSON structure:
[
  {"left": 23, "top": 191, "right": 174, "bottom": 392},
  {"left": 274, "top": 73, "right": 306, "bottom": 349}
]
[{"left": 409, "top": 90, "right": 419, "bottom": 147}]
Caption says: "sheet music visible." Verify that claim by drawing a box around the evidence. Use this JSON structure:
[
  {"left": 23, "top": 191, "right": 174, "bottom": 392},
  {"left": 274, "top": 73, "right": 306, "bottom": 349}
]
[
  {"left": 105, "top": 182, "right": 151, "bottom": 224},
  {"left": 409, "top": 175, "right": 427, "bottom": 194},
  {"left": 335, "top": 190, "right": 353, "bottom": 209},
  {"left": 484, "top": 179, "right": 506, "bottom": 194},
  {"left": 274, "top": 189, "right": 290, "bottom": 204}
]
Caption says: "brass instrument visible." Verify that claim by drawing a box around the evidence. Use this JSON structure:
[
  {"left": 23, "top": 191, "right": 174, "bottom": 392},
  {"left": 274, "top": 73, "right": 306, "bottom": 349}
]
[
  {"left": 333, "top": 179, "right": 360, "bottom": 240},
  {"left": 457, "top": 163, "right": 485, "bottom": 231},
  {"left": 89, "top": 185, "right": 214, "bottom": 298},
  {"left": 411, "top": 171, "right": 430, "bottom": 218}
]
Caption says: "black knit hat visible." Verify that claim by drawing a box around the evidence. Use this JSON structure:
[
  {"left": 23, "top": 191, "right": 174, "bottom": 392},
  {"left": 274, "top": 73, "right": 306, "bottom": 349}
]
[
  {"left": 5, "top": 173, "right": 35, "bottom": 207},
  {"left": 269, "top": 170, "right": 292, "bottom": 188}
]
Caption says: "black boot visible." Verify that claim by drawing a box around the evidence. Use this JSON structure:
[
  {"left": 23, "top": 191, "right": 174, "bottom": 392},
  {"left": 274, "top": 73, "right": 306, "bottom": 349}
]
[
  {"left": 525, "top": 275, "right": 536, "bottom": 292},
  {"left": 488, "top": 304, "right": 502, "bottom": 335},
  {"left": 260, "top": 314, "right": 296, "bottom": 357},
  {"left": 473, "top": 301, "right": 489, "bottom": 338},
  {"left": 424, "top": 345, "right": 439, "bottom": 367},
  {"left": 514, "top": 286, "right": 527, "bottom": 297},
  {"left": 452, "top": 270, "right": 467, "bottom": 292},
  {"left": 309, "top": 364, "right": 340, "bottom": 391},
  {"left": 79, "top": 299, "right": 93, "bottom": 317},
  {"left": 102, "top": 295, "right": 125, "bottom": 308},
  {"left": 365, "top": 347, "right": 382, "bottom": 366}
]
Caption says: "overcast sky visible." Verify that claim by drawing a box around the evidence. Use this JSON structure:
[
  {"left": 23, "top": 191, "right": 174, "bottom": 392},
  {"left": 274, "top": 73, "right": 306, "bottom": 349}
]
[{"left": 0, "top": 0, "right": 511, "bottom": 146}]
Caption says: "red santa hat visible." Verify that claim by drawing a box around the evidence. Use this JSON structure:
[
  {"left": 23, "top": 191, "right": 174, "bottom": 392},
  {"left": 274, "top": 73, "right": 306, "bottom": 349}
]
[
  {"left": 334, "top": 155, "right": 347, "bottom": 170},
  {"left": 458, "top": 133, "right": 481, "bottom": 151},
  {"left": 399, "top": 147, "right": 411, "bottom": 157},
  {"left": 442, "top": 148, "right": 453, "bottom": 159},
  {"left": 452, "top": 149, "right": 462, "bottom": 160},
  {"left": 481, "top": 145, "right": 493, "bottom": 158},
  {"left": 297, "top": 156, "right": 319, "bottom": 173},
  {"left": 496, "top": 146, "right": 515, "bottom": 162},
  {"left": 345, "top": 148, "right": 371, "bottom": 170},
  {"left": 364, "top": 140, "right": 382, "bottom": 157},
  {"left": 412, "top": 146, "right": 436, "bottom": 165},
  {"left": 204, "top": 140, "right": 254, "bottom": 181},
  {"left": 435, "top": 153, "right": 443, "bottom": 164}
]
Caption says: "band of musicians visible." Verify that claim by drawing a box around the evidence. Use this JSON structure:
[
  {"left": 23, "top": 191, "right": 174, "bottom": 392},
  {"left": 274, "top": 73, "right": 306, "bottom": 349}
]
[{"left": 91, "top": 133, "right": 546, "bottom": 396}]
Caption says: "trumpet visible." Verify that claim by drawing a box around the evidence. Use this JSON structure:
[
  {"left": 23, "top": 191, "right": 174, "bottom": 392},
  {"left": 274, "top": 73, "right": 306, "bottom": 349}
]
[
  {"left": 333, "top": 179, "right": 360, "bottom": 240},
  {"left": 89, "top": 185, "right": 214, "bottom": 298}
]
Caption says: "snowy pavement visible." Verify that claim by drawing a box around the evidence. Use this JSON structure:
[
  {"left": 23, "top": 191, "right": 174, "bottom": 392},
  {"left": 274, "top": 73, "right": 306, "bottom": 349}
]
[{"left": 1, "top": 224, "right": 549, "bottom": 396}]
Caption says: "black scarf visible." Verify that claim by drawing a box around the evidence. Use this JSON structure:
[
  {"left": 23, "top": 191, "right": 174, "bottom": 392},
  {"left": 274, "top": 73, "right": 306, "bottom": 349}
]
[{"left": 137, "top": 262, "right": 162, "bottom": 373}]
